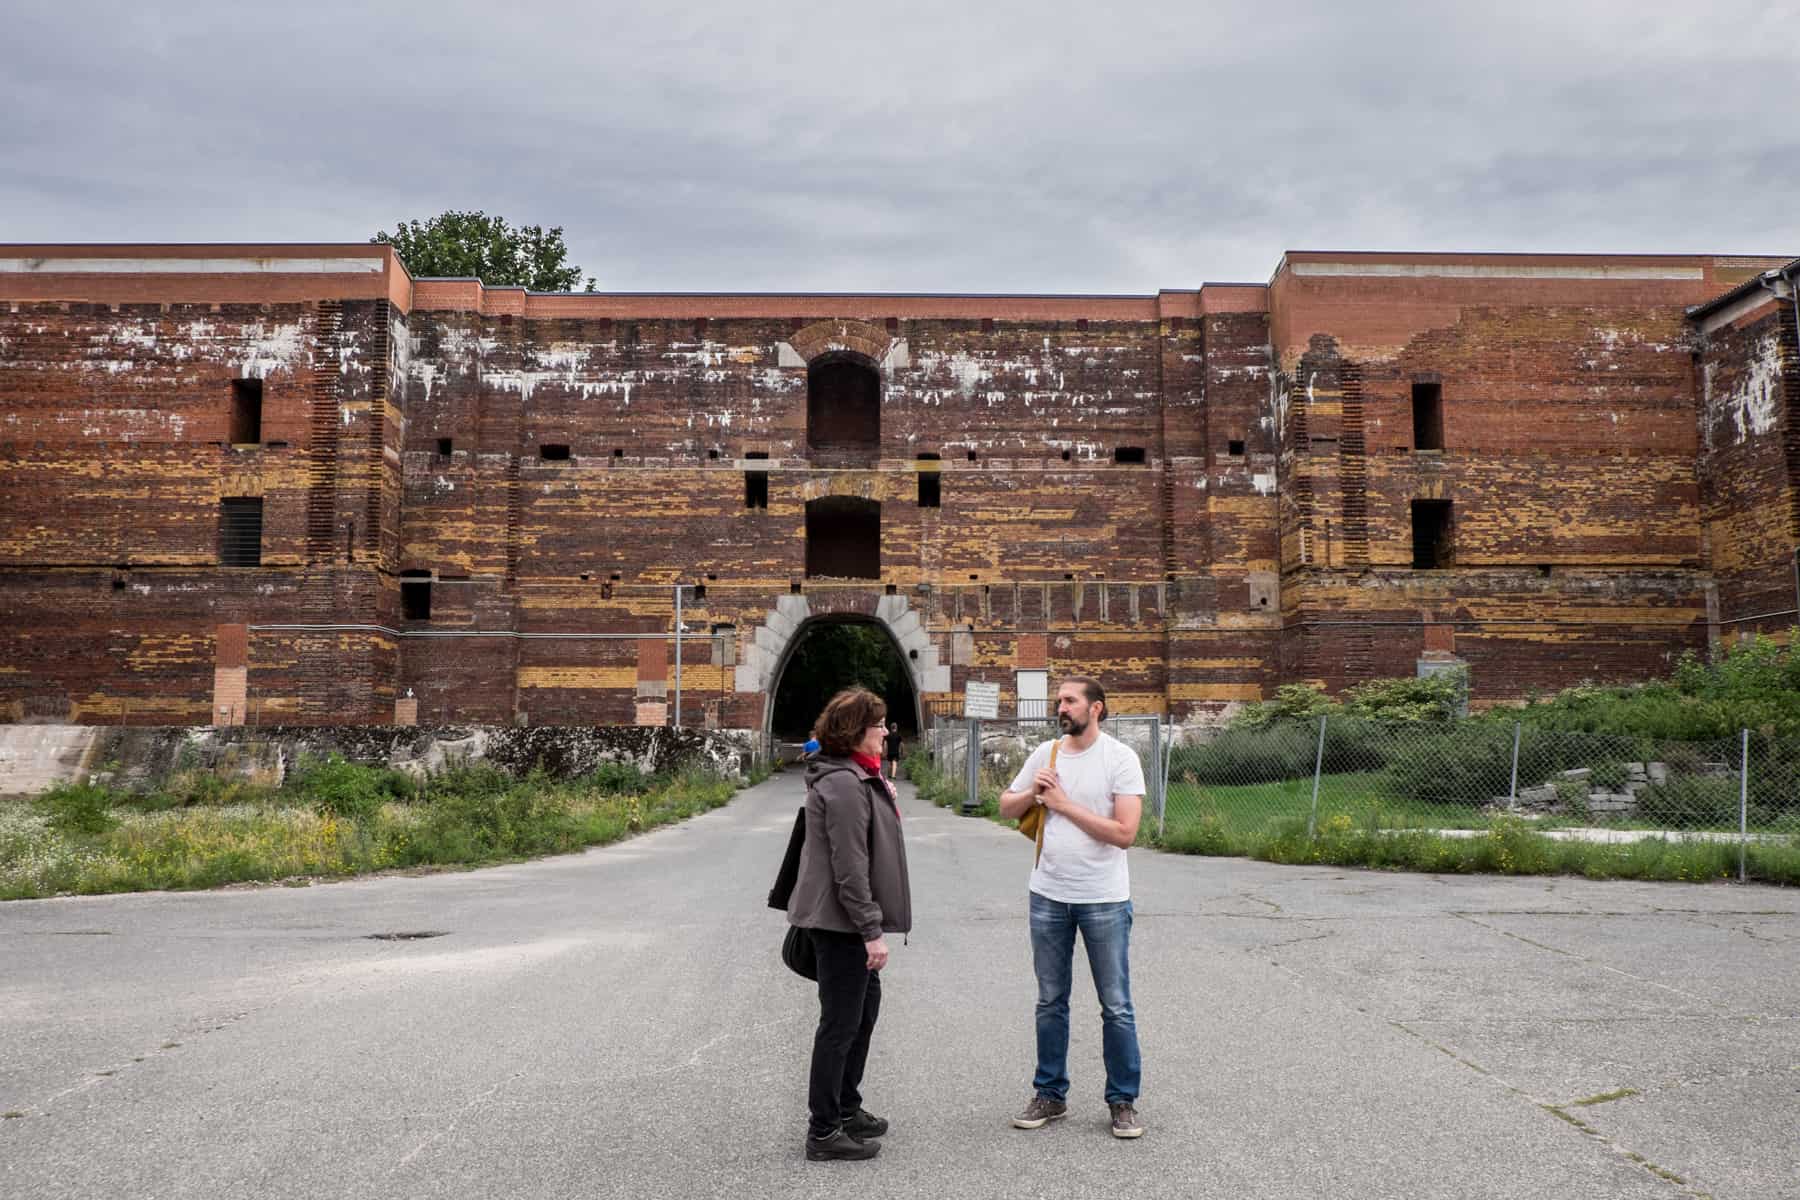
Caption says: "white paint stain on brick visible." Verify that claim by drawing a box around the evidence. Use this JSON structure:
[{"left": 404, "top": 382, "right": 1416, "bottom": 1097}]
[
  {"left": 231, "top": 321, "right": 306, "bottom": 379},
  {"left": 413, "top": 362, "right": 441, "bottom": 405},
  {"left": 1708, "top": 334, "right": 1782, "bottom": 444}
]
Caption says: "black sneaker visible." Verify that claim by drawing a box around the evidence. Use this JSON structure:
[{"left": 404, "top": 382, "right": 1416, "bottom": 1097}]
[
  {"left": 805, "top": 1128, "right": 880, "bottom": 1161},
  {"left": 1010, "top": 1095, "right": 1068, "bottom": 1129},
  {"left": 1110, "top": 1101, "right": 1143, "bottom": 1139},
  {"left": 842, "top": 1108, "right": 889, "bottom": 1139}
]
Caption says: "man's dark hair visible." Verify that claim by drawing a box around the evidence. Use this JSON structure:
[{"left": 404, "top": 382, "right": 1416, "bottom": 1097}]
[
  {"left": 1060, "top": 675, "right": 1106, "bottom": 721},
  {"left": 812, "top": 687, "right": 888, "bottom": 757}
]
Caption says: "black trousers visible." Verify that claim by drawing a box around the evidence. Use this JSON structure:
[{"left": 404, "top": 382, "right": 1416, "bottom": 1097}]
[{"left": 806, "top": 929, "right": 882, "bottom": 1139}]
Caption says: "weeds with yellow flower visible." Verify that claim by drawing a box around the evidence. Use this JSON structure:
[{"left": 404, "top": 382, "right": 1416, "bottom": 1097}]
[{"left": 2, "top": 763, "right": 740, "bottom": 900}]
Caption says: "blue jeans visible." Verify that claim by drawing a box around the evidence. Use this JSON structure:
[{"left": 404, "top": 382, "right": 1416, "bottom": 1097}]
[{"left": 1028, "top": 892, "right": 1140, "bottom": 1104}]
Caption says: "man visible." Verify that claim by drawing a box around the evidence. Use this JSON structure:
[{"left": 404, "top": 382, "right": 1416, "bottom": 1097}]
[
  {"left": 997, "top": 676, "right": 1147, "bottom": 1139},
  {"left": 883, "top": 721, "right": 904, "bottom": 780}
]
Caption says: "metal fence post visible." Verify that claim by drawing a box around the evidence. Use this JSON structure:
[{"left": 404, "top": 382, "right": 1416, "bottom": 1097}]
[
  {"left": 1306, "top": 714, "right": 1327, "bottom": 839},
  {"left": 1159, "top": 721, "right": 1173, "bottom": 840},
  {"left": 1508, "top": 722, "right": 1522, "bottom": 806},
  {"left": 1739, "top": 728, "right": 1750, "bottom": 884},
  {"left": 964, "top": 717, "right": 981, "bottom": 814},
  {"left": 1150, "top": 718, "right": 1165, "bottom": 839}
]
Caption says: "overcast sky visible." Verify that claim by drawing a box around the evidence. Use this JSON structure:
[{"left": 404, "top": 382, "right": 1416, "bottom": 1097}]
[{"left": 4, "top": 1, "right": 1794, "bottom": 293}]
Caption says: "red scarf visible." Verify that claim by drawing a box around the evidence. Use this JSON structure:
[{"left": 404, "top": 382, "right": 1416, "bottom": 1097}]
[{"left": 853, "top": 752, "right": 899, "bottom": 812}]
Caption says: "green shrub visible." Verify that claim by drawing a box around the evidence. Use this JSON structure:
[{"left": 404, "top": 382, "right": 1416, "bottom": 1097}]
[
  {"left": 38, "top": 782, "right": 117, "bottom": 835},
  {"left": 1342, "top": 669, "right": 1467, "bottom": 723},
  {"left": 1554, "top": 778, "right": 1591, "bottom": 821},
  {"left": 1384, "top": 724, "right": 1516, "bottom": 804},
  {"left": 1182, "top": 723, "right": 1315, "bottom": 784},
  {"left": 1231, "top": 684, "right": 1333, "bottom": 728},
  {"left": 1384, "top": 724, "right": 1624, "bottom": 806},
  {"left": 1512, "top": 632, "right": 1800, "bottom": 739},
  {"left": 1230, "top": 671, "right": 1466, "bottom": 730},
  {"left": 1634, "top": 776, "right": 1741, "bottom": 829},
  {"left": 286, "top": 755, "right": 414, "bottom": 821},
  {"left": 120, "top": 770, "right": 264, "bottom": 812},
  {"left": 422, "top": 761, "right": 513, "bottom": 805},
  {"left": 588, "top": 761, "right": 662, "bottom": 795},
  {"left": 1158, "top": 814, "right": 1237, "bottom": 856}
]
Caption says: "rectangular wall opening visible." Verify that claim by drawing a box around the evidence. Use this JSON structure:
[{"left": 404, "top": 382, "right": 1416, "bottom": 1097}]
[
  {"left": 229, "top": 379, "right": 262, "bottom": 445},
  {"left": 745, "top": 451, "right": 769, "bottom": 508},
  {"left": 1114, "top": 446, "right": 1147, "bottom": 464},
  {"left": 806, "top": 496, "right": 880, "bottom": 579},
  {"left": 1411, "top": 499, "right": 1454, "bottom": 569},
  {"left": 918, "top": 472, "right": 940, "bottom": 508},
  {"left": 1412, "top": 383, "right": 1444, "bottom": 451},
  {"left": 436, "top": 437, "right": 453, "bottom": 456},
  {"left": 219, "top": 498, "right": 263, "bottom": 567},
  {"left": 1227, "top": 439, "right": 1245, "bottom": 457},
  {"left": 539, "top": 444, "right": 571, "bottom": 461},
  {"left": 400, "top": 572, "right": 432, "bottom": 620}
]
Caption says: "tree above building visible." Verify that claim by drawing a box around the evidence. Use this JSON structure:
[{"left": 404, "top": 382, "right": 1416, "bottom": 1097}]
[{"left": 372, "top": 210, "right": 595, "bottom": 291}]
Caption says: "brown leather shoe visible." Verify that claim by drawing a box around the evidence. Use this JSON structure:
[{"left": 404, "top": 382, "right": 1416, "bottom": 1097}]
[
  {"left": 1110, "top": 1101, "right": 1144, "bottom": 1138},
  {"left": 1011, "top": 1095, "right": 1068, "bottom": 1129}
]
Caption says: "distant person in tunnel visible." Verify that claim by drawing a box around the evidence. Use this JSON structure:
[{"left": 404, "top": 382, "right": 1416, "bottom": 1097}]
[
  {"left": 787, "top": 687, "right": 913, "bottom": 1161},
  {"left": 997, "top": 675, "right": 1147, "bottom": 1139},
  {"left": 883, "top": 720, "right": 903, "bottom": 780}
]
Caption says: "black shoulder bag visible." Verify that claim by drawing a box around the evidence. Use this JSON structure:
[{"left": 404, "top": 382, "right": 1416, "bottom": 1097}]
[{"left": 768, "top": 808, "right": 818, "bottom": 981}]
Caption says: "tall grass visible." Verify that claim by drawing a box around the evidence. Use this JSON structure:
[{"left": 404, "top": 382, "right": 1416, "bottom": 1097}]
[{"left": 1, "top": 756, "right": 738, "bottom": 901}]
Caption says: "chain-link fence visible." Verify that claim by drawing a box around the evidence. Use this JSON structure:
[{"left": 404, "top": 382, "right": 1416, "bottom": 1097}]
[
  {"left": 924, "top": 713, "right": 1164, "bottom": 822},
  {"left": 1164, "top": 718, "right": 1800, "bottom": 859},
  {"left": 923, "top": 707, "right": 1799, "bottom": 877}
]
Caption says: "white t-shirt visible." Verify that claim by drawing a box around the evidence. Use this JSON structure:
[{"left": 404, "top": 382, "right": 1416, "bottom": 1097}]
[{"left": 1008, "top": 731, "right": 1147, "bottom": 903}]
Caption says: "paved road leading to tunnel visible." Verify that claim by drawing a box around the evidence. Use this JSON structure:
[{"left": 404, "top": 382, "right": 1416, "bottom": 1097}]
[{"left": 3, "top": 773, "right": 1798, "bottom": 1199}]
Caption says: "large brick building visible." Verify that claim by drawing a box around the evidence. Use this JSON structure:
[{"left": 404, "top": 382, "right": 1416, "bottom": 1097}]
[{"left": 1, "top": 245, "right": 1795, "bottom": 735}]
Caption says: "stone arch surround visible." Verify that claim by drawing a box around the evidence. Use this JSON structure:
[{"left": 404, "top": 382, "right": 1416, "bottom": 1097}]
[
  {"left": 736, "top": 592, "right": 950, "bottom": 717},
  {"left": 775, "top": 317, "right": 911, "bottom": 370}
]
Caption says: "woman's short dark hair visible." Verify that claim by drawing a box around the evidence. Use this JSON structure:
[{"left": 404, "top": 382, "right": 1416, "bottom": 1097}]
[{"left": 813, "top": 687, "right": 888, "bottom": 757}]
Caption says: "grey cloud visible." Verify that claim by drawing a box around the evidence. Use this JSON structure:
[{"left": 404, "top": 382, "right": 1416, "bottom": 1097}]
[{"left": 1, "top": 0, "right": 1794, "bottom": 291}]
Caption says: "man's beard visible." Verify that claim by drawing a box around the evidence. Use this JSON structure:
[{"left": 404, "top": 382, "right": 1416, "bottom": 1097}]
[{"left": 1058, "top": 712, "right": 1088, "bottom": 735}]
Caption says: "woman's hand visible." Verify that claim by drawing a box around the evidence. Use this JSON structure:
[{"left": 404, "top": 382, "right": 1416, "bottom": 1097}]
[{"left": 864, "top": 936, "right": 889, "bottom": 971}]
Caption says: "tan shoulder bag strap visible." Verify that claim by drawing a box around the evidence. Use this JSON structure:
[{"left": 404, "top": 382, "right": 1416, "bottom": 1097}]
[{"left": 1036, "top": 739, "right": 1058, "bottom": 866}]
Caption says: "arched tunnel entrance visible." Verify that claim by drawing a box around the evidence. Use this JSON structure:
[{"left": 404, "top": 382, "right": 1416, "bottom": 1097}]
[{"left": 768, "top": 616, "right": 921, "bottom": 752}]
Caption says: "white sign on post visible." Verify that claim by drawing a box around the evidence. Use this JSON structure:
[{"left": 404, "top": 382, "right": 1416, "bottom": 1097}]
[{"left": 964, "top": 680, "right": 1001, "bottom": 719}]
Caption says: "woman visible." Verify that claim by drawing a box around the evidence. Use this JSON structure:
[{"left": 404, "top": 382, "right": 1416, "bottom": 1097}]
[{"left": 786, "top": 687, "right": 913, "bottom": 1162}]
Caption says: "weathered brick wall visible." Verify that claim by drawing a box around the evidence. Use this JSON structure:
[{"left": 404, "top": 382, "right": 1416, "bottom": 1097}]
[
  {"left": 0, "top": 293, "right": 396, "bottom": 722},
  {"left": 1698, "top": 297, "right": 1798, "bottom": 639},
  {"left": 389, "top": 307, "right": 1200, "bottom": 725},
  {"left": 1165, "top": 305, "right": 1281, "bottom": 709},
  {"left": 3, "top": 247, "right": 1793, "bottom": 728},
  {"left": 1266, "top": 256, "right": 1742, "bottom": 698}
]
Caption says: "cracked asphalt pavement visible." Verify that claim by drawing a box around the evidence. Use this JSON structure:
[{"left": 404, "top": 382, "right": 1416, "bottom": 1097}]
[{"left": 3, "top": 774, "right": 1797, "bottom": 1198}]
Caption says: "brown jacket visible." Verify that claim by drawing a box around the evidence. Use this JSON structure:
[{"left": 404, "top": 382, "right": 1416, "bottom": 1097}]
[{"left": 786, "top": 757, "right": 913, "bottom": 941}]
